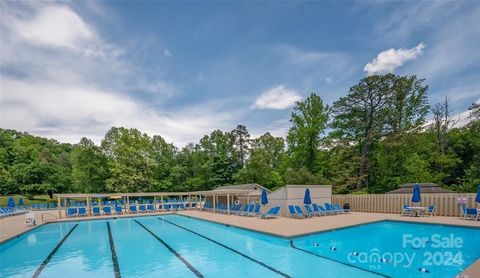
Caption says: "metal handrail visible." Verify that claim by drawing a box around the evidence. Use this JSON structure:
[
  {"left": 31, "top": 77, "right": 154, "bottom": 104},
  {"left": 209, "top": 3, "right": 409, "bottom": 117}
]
[{"left": 41, "top": 212, "right": 57, "bottom": 222}]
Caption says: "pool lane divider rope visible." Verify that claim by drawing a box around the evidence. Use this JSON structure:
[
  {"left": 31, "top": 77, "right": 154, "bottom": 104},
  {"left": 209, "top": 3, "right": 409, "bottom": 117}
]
[
  {"left": 107, "top": 222, "right": 121, "bottom": 278},
  {"left": 159, "top": 218, "right": 291, "bottom": 278},
  {"left": 133, "top": 219, "right": 204, "bottom": 278},
  {"left": 289, "top": 241, "right": 390, "bottom": 278},
  {"left": 32, "top": 224, "right": 79, "bottom": 278}
]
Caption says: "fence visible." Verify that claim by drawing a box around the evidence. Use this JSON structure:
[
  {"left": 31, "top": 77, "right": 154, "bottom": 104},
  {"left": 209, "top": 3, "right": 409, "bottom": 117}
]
[{"left": 332, "top": 193, "right": 477, "bottom": 217}]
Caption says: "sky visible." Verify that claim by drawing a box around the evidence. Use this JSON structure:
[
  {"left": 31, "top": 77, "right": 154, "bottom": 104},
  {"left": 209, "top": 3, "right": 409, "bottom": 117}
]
[{"left": 1, "top": 1, "right": 479, "bottom": 146}]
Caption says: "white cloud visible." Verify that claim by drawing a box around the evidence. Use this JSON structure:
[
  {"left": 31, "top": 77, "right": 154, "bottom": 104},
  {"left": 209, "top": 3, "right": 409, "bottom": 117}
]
[
  {"left": 10, "top": 5, "right": 95, "bottom": 50},
  {"left": 252, "top": 85, "right": 302, "bottom": 110},
  {"left": 163, "top": 49, "right": 172, "bottom": 57},
  {"left": 0, "top": 78, "right": 235, "bottom": 146},
  {"left": 364, "top": 43, "right": 425, "bottom": 75}
]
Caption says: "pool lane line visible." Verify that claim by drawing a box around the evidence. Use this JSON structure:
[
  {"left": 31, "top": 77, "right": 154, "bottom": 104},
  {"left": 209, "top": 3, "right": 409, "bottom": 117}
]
[
  {"left": 289, "top": 241, "right": 390, "bottom": 278},
  {"left": 107, "top": 222, "right": 121, "bottom": 278},
  {"left": 159, "top": 218, "right": 291, "bottom": 278},
  {"left": 32, "top": 224, "right": 79, "bottom": 278},
  {"left": 133, "top": 219, "right": 204, "bottom": 278}
]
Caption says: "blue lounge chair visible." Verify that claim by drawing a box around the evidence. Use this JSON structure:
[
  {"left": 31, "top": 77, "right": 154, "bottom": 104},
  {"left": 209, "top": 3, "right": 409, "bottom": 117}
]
[
  {"left": 295, "top": 206, "right": 312, "bottom": 217},
  {"left": 325, "top": 203, "right": 341, "bottom": 214},
  {"left": 425, "top": 205, "right": 435, "bottom": 216},
  {"left": 334, "top": 204, "right": 347, "bottom": 213},
  {"left": 247, "top": 204, "right": 261, "bottom": 216},
  {"left": 115, "top": 206, "right": 123, "bottom": 214},
  {"left": 147, "top": 204, "right": 155, "bottom": 212},
  {"left": 66, "top": 208, "right": 77, "bottom": 217},
  {"left": 92, "top": 207, "right": 101, "bottom": 216},
  {"left": 312, "top": 204, "right": 327, "bottom": 216},
  {"left": 103, "top": 206, "right": 112, "bottom": 215},
  {"left": 130, "top": 205, "right": 138, "bottom": 213},
  {"left": 305, "top": 205, "right": 320, "bottom": 216},
  {"left": 78, "top": 207, "right": 87, "bottom": 216},
  {"left": 402, "top": 205, "right": 413, "bottom": 216},
  {"left": 288, "top": 205, "right": 305, "bottom": 218},
  {"left": 260, "top": 207, "right": 281, "bottom": 219},
  {"left": 139, "top": 205, "right": 147, "bottom": 213},
  {"left": 240, "top": 204, "right": 254, "bottom": 216},
  {"left": 464, "top": 208, "right": 479, "bottom": 220}
]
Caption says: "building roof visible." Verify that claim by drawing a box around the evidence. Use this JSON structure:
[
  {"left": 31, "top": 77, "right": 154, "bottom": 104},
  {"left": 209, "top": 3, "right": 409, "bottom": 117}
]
[
  {"left": 386, "top": 183, "right": 454, "bottom": 194},
  {"left": 213, "top": 183, "right": 270, "bottom": 193}
]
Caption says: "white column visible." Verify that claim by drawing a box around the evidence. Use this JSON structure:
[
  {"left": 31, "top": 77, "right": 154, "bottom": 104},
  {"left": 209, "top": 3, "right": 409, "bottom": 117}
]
[
  {"left": 57, "top": 195, "right": 62, "bottom": 218},
  {"left": 213, "top": 195, "right": 216, "bottom": 213},
  {"left": 227, "top": 192, "right": 230, "bottom": 215}
]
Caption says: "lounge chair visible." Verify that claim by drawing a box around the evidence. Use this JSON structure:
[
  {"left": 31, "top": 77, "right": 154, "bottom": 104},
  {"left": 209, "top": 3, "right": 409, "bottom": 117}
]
[
  {"left": 247, "top": 204, "right": 261, "bottom": 216},
  {"left": 425, "top": 205, "right": 435, "bottom": 216},
  {"left": 115, "top": 206, "right": 123, "bottom": 214},
  {"left": 325, "top": 203, "right": 342, "bottom": 214},
  {"left": 334, "top": 204, "right": 348, "bottom": 213},
  {"left": 130, "top": 205, "right": 138, "bottom": 213},
  {"left": 103, "top": 206, "right": 112, "bottom": 215},
  {"left": 295, "top": 206, "right": 313, "bottom": 217},
  {"left": 305, "top": 205, "right": 321, "bottom": 216},
  {"left": 464, "top": 208, "right": 479, "bottom": 220},
  {"left": 312, "top": 204, "right": 327, "bottom": 216},
  {"left": 288, "top": 205, "right": 305, "bottom": 218},
  {"left": 260, "top": 207, "right": 281, "bottom": 219},
  {"left": 92, "top": 207, "right": 101, "bottom": 216},
  {"left": 78, "top": 207, "right": 87, "bottom": 216},
  {"left": 240, "top": 204, "right": 254, "bottom": 216},
  {"left": 66, "top": 208, "right": 77, "bottom": 217},
  {"left": 402, "top": 205, "right": 413, "bottom": 216},
  {"left": 25, "top": 212, "right": 36, "bottom": 226},
  {"left": 139, "top": 205, "right": 147, "bottom": 213},
  {"left": 147, "top": 204, "right": 155, "bottom": 212}
]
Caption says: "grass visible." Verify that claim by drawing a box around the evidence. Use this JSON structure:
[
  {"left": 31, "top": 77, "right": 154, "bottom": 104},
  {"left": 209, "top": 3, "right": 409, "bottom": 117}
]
[{"left": 0, "top": 195, "right": 57, "bottom": 207}]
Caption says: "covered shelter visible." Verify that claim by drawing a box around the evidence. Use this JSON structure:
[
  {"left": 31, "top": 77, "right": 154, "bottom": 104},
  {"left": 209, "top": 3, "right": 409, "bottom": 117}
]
[
  {"left": 386, "top": 183, "right": 454, "bottom": 194},
  {"left": 267, "top": 185, "right": 332, "bottom": 217}
]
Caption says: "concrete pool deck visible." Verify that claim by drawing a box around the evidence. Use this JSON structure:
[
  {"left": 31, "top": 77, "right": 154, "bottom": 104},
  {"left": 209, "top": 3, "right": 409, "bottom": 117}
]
[{"left": 1, "top": 210, "right": 479, "bottom": 276}]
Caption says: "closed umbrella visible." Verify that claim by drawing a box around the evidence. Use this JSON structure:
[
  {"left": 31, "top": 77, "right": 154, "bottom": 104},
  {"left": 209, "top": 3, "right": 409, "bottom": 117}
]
[
  {"left": 7, "top": 196, "right": 15, "bottom": 208},
  {"left": 411, "top": 183, "right": 421, "bottom": 203},
  {"left": 304, "top": 188, "right": 312, "bottom": 205},
  {"left": 475, "top": 185, "right": 480, "bottom": 203},
  {"left": 18, "top": 198, "right": 24, "bottom": 207},
  {"left": 261, "top": 189, "right": 268, "bottom": 205}
]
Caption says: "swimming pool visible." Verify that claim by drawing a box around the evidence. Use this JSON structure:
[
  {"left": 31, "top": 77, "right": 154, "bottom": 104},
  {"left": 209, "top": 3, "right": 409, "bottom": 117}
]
[{"left": 1, "top": 215, "right": 478, "bottom": 277}]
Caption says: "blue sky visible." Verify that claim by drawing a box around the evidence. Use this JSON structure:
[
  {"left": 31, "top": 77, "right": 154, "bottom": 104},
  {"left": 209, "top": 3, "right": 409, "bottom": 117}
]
[{"left": 1, "top": 1, "right": 479, "bottom": 146}]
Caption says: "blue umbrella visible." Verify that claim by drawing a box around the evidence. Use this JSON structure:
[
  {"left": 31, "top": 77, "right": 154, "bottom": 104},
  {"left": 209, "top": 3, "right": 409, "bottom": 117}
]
[
  {"left": 304, "top": 188, "right": 312, "bottom": 205},
  {"left": 475, "top": 185, "right": 480, "bottom": 203},
  {"left": 66, "top": 197, "right": 71, "bottom": 206},
  {"left": 7, "top": 196, "right": 15, "bottom": 207},
  {"left": 18, "top": 198, "right": 24, "bottom": 207},
  {"left": 261, "top": 189, "right": 268, "bottom": 205},
  {"left": 412, "top": 183, "right": 421, "bottom": 203}
]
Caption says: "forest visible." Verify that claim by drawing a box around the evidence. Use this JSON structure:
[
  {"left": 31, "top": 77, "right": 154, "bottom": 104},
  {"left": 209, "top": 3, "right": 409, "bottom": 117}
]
[{"left": 1, "top": 74, "right": 479, "bottom": 197}]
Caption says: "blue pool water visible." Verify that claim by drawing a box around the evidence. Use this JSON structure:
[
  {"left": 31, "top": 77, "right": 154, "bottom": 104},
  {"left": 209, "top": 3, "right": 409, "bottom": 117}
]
[{"left": 0, "top": 215, "right": 478, "bottom": 277}]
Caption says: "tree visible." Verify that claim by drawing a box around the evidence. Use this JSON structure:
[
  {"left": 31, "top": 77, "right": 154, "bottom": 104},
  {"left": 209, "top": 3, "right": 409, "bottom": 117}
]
[
  {"left": 287, "top": 93, "right": 329, "bottom": 172},
  {"left": 231, "top": 125, "right": 250, "bottom": 167},
  {"left": 332, "top": 75, "right": 392, "bottom": 189},
  {"left": 71, "top": 138, "right": 110, "bottom": 193},
  {"left": 101, "top": 127, "right": 155, "bottom": 192}
]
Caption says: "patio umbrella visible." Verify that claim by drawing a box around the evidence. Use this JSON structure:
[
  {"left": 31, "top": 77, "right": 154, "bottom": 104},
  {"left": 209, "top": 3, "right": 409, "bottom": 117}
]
[
  {"left": 18, "top": 198, "right": 24, "bottom": 207},
  {"left": 475, "top": 185, "right": 480, "bottom": 203},
  {"left": 261, "top": 189, "right": 268, "bottom": 205},
  {"left": 412, "top": 183, "right": 421, "bottom": 203},
  {"left": 304, "top": 188, "right": 312, "bottom": 205},
  {"left": 66, "top": 197, "right": 71, "bottom": 206},
  {"left": 7, "top": 196, "right": 15, "bottom": 207}
]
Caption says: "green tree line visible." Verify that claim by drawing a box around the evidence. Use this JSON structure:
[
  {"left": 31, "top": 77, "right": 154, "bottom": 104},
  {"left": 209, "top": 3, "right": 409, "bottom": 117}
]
[{"left": 1, "top": 74, "right": 479, "bottom": 197}]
